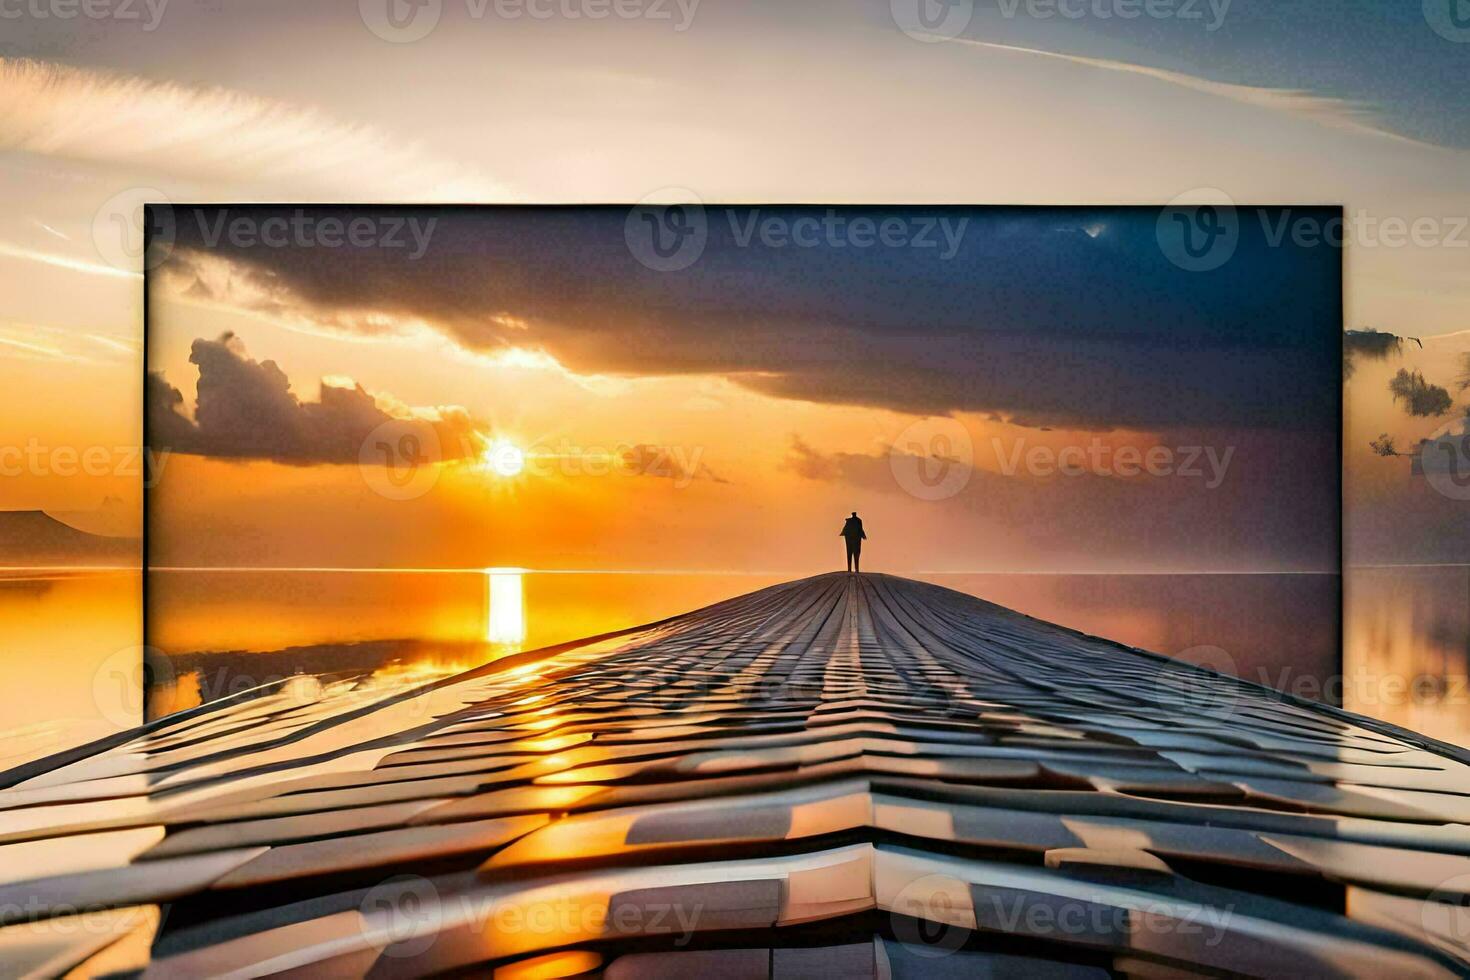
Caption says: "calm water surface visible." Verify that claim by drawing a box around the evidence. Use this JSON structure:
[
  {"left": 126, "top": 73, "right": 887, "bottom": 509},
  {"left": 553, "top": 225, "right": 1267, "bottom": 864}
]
[
  {"left": 142, "top": 569, "right": 1340, "bottom": 720},
  {"left": 14, "top": 566, "right": 1464, "bottom": 770},
  {"left": 0, "top": 569, "right": 141, "bottom": 767}
]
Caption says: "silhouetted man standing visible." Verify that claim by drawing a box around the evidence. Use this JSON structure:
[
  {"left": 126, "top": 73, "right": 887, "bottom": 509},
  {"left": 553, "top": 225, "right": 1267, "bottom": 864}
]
[{"left": 840, "top": 511, "right": 867, "bottom": 573}]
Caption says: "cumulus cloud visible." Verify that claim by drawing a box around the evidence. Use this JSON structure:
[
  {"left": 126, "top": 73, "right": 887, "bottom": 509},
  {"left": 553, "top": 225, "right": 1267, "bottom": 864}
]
[{"left": 148, "top": 334, "right": 485, "bottom": 465}]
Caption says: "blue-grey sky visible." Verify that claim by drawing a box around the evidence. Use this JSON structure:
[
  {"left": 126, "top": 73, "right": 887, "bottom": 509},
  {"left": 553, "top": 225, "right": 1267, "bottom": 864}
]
[{"left": 906, "top": 0, "right": 1470, "bottom": 147}]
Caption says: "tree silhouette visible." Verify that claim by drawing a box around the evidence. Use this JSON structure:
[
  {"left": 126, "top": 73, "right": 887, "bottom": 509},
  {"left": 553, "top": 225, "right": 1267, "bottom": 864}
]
[{"left": 1363, "top": 332, "right": 1462, "bottom": 466}]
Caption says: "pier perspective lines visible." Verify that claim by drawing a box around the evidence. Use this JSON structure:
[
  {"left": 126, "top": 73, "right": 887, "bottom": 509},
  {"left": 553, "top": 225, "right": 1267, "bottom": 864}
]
[{"left": 2, "top": 574, "right": 1469, "bottom": 977}]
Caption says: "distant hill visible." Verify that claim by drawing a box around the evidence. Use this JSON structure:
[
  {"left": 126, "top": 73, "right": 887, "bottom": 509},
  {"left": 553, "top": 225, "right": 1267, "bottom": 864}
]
[{"left": 0, "top": 511, "right": 139, "bottom": 566}]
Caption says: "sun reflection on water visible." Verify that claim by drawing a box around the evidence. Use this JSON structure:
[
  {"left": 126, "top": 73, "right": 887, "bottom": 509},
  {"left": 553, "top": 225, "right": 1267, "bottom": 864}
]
[{"left": 486, "top": 568, "right": 527, "bottom": 647}]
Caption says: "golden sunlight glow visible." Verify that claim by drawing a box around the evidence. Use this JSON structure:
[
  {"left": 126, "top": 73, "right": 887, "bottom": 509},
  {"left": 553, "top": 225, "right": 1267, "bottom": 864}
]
[
  {"left": 485, "top": 439, "right": 526, "bottom": 477},
  {"left": 485, "top": 569, "right": 527, "bottom": 646}
]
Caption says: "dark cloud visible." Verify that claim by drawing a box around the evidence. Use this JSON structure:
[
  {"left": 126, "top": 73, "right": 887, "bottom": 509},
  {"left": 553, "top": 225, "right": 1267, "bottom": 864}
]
[
  {"left": 148, "top": 334, "right": 484, "bottom": 465},
  {"left": 159, "top": 206, "right": 1342, "bottom": 433},
  {"left": 146, "top": 369, "right": 199, "bottom": 451}
]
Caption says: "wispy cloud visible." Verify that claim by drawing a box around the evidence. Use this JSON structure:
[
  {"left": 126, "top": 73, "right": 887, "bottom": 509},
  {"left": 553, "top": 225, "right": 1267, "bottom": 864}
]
[
  {"left": 86, "top": 333, "right": 139, "bottom": 355},
  {"left": 0, "top": 326, "right": 91, "bottom": 363},
  {"left": 30, "top": 219, "right": 69, "bottom": 241},
  {"left": 0, "top": 240, "right": 137, "bottom": 280},
  {"left": 0, "top": 58, "right": 505, "bottom": 198},
  {"left": 946, "top": 38, "right": 1428, "bottom": 148},
  {"left": 0, "top": 333, "right": 72, "bottom": 360},
  {"left": 0, "top": 321, "right": 137, "bottom": 364}
]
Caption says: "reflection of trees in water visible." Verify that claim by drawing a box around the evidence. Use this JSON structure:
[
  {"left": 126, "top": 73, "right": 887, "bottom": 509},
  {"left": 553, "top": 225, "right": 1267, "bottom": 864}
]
[
  {"left": 1347, "top": 565, "right": 1470, "bottom": 748},
  {"left": 158, "top": 638, "right": 495, "bottom": 711},
  {"left": 0, "top": 576, "right": 56, "bottom": 598}
]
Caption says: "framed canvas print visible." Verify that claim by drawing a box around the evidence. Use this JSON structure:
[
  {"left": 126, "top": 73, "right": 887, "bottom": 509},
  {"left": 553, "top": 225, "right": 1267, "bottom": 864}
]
[{"left": 20, "top": 203, "right": 1469, "bottom": 977}]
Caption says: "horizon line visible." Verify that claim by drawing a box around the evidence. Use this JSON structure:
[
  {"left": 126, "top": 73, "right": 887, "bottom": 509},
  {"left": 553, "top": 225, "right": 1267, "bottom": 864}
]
[{"left": 3, "top": 564, "right": 1344, "bottom": 576}]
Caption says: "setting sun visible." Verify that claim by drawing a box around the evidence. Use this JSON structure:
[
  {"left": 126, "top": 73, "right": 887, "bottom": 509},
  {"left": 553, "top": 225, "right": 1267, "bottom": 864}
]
[{"left": 485, "top": 439, "right": 526, "bottom": 478}]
